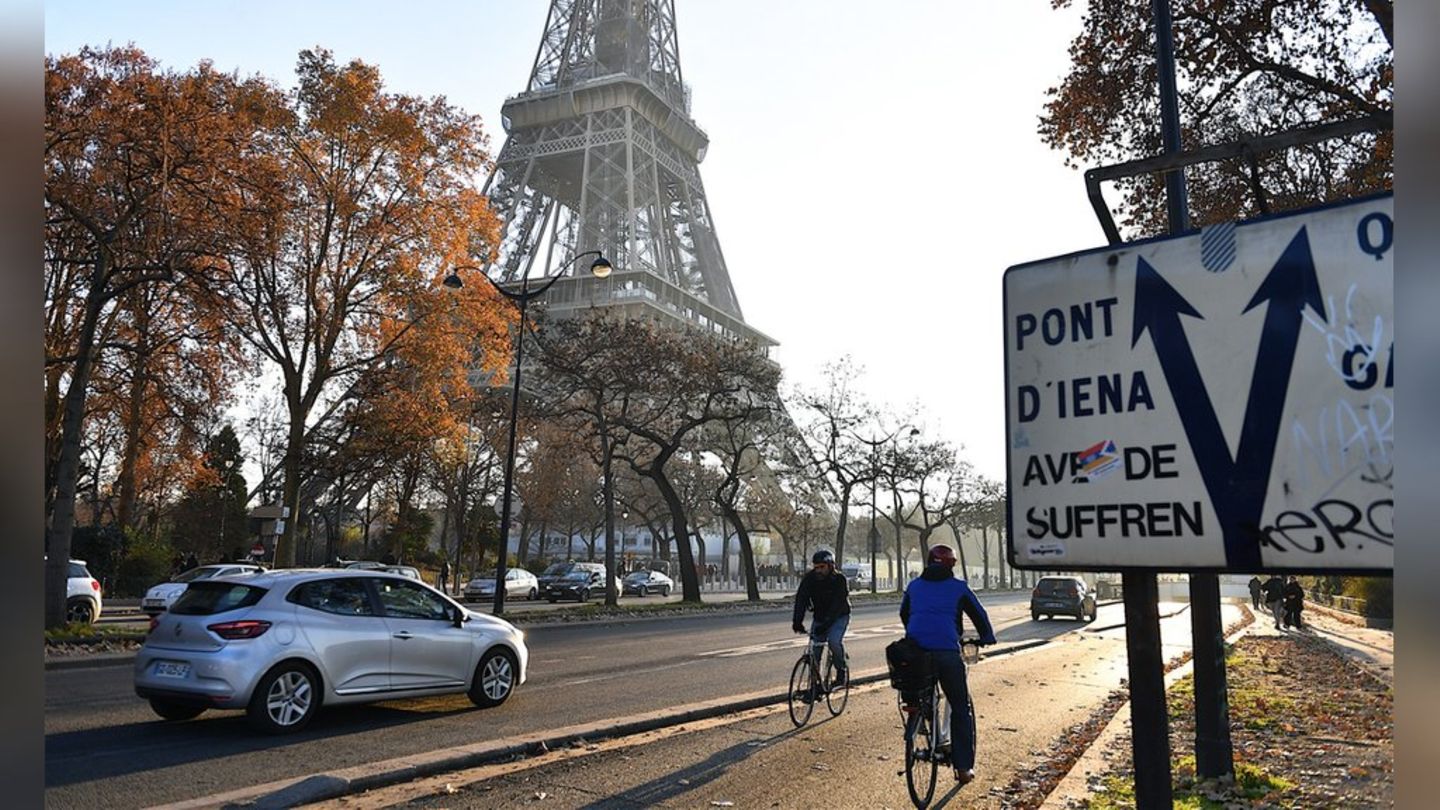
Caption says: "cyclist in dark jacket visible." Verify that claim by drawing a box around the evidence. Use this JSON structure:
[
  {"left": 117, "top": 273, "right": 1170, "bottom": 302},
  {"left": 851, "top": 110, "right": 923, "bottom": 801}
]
[
  {"left": 900, "top": 544, "right": 997, "bottom": 786},
  {"left": 793, "top": 549, "right": 852, "bottom": 683}
]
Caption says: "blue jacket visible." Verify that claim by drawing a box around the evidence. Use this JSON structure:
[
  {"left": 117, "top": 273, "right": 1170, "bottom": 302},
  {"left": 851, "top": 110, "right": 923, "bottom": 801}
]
[{"left": 900, "top": 565, "right": 997, "bottom": 651}]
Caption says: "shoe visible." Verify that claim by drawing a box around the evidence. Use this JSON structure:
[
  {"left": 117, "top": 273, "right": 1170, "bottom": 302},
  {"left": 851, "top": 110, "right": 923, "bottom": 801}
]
[{"left": 954, "top": 768, "right": 975, "bottom": 785}]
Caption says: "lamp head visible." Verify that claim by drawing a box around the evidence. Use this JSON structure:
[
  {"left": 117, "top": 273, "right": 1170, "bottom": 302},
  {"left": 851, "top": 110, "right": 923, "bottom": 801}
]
[
  {"left": 589, "top": 255, "right": 613, "bottom": 279},
  {"left": 443, "top": 270, "right": 463, "bottom": 289}
]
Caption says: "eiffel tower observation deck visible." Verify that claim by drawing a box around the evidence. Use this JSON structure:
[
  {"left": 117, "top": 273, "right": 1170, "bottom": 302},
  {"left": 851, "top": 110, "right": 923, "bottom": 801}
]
[{"left": 482, "top": 0, "right": 775, "bottom": 348}]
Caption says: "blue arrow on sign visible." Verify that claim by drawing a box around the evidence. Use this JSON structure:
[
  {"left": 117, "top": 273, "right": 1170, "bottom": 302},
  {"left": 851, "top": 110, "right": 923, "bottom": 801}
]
[{"left": 1132, "top": 227, "right": 1327, "bottom": 569}]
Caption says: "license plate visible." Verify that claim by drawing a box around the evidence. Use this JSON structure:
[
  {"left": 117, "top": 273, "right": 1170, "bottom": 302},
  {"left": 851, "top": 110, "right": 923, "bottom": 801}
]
[{"left": 154, "top": 661, "right": 191, "bottom": 679}]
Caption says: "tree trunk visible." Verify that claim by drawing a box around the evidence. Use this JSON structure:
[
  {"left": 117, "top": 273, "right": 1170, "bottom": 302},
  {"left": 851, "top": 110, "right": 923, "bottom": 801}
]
[
  {"left": 601, "top": 421, "right": 618, "bottom": 606},
  {"left": 998, "top": 524, "right": 1008, "bottom": 588},
  {"left": 981, "top": 525, "right": 991, "bottom": 589},
  {"left": 46, "top": 254, "right": 113, "bottom": 628},
  {"left": 722, "top": 505, "right": 761, "bottom": 601},
  {"left": 892, "top": 494, "right": 905, "bottom": 593},
  {"left": 277, "top": 385, "right": 307, "bottom": 568},
  {"left": 832, "top": 481, "right": 854, "bottom": 563},
  {"left": 114, "top": 335, "right": 149, "bottom": 532},
  {"left": 950, "top": 521, "right": 970, "bottom": 580},
  {"left": 648, "top": 467, "right": 700, "bottom": 601},
  {"left": 720, "top": 526, "right": 732, "bottom": 579}
]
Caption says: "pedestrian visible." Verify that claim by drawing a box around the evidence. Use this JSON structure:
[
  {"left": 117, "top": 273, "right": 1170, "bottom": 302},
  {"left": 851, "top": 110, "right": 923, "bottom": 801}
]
[
  {"left": 1282, "top": 576, "right": 1305, "bottom": 629},
  {"left": 439, "top": 559, "right": 450, "bottom": 592},
  {"left": 1247, "top": 575, "right": 1263, "bottom": 610},
  {"left": 184, "top": 552, "right": 199, "bottom": 572},
  {"left": 1262, "top": 573, "right": 1285, "bottom": 629}
]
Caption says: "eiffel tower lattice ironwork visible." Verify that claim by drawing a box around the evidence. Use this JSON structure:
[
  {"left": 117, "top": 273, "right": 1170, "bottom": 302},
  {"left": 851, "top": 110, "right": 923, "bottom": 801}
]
[{"left": 482, "top": 0, "right": 774, "bottom": 346}]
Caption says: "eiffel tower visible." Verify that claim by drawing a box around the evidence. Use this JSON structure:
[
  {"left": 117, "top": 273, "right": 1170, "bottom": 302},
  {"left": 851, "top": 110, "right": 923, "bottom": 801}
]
[{"left": 482, "top": 0, "right": 774, "bottom": 347}]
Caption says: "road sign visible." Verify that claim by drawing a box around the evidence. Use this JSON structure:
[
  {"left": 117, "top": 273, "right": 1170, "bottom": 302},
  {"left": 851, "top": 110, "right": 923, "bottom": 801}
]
[{"left": 1004, "top": 194, "right": 1392, "bottom": 573}]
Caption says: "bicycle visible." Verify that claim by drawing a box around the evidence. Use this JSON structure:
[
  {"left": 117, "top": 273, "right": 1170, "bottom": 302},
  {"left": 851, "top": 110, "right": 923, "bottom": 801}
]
[
  {"left": 787, "top": 633, "right": 850, "bottom": 726},
  {"left": 897, "top": 639, "right": 982, "bottom": 809}
]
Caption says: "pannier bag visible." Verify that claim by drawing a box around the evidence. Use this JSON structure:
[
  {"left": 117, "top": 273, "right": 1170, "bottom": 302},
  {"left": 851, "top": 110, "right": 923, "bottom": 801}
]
[{"left": 885, "top": 636, "right": 934, "bottom": 703}]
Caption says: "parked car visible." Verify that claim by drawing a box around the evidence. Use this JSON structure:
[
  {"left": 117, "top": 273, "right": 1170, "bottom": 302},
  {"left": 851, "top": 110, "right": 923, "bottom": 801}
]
[
  {"left": 622, "top": 569, "right": 673, "bottom": 597},
  {"left": 142, "top": 564, "right": 266, "bottom": 617},
  {"left": 380, "top": 565, "right": 422, "bottom": 581},
  {"left": 465, "top": 568, "right": 540, "bottom": 602},
  {"left": 535, "top": 561, "right": 578, "bottom": 591},
  {"left": 341, "top": 560, "right": 386, "bottom": 570},
  {"left": 1030, "top": 576, "right": 1097, "bottom": 622},
  {"left": 544, "top": 567, "right": 620, "bottom": 602},
  {"left": 134, "top": 569, "right": 529, "bottom": 733},
  {"left": 841, "top": 563, "right": 873, "bottom": 589},
  {"left": 66, "top": 559, "right": 103, "bottom": 624}
]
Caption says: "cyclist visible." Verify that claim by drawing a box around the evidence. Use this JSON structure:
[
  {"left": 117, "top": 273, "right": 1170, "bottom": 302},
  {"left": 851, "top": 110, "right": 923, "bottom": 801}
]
[
  {"left": 899, "top": 544, "right": 997, "bottom": 785},
  {"left": 792, "top": 549, "right": 851, "bottom": 694}
]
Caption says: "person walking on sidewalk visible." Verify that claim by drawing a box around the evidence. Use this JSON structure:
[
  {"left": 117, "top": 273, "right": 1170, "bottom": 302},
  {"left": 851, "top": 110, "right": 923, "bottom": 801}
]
[
  {"left": 900, "top": 544, "right": 998, "bottom": 786},
  {"left": 1262, "top": 574, "right": 1285, "bottom": 628},
  {"left": 792, "top": 549, "right": 852, "bottom": 690},
  {"left": 1248, "top": 575, "right": 1263, "bottom": 610},
  {"left": 439, "top": 559, "right": 450, "bottom": 593},
  {"left": 1283, "top": 576, "right": 1305, "bottom": 629}
]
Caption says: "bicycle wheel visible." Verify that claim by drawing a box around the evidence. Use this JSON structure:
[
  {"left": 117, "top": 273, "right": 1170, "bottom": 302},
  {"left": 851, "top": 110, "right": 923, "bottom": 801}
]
[
  {"left": 788, "top": 654, "right": 815, "bottom": 727},
  {"left": 904, "top": 697, "right": 938, "bottom": 808},
  {"left": 825, "top": 648, "right": 849, "bottom": 716}
]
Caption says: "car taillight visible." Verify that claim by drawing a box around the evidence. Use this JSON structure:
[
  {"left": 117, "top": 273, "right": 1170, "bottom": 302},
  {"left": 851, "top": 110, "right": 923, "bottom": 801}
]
[
  {"left": 1032, "top": 588, "right": 1040, "bottom": 597},
  {"left": 148, "top": 616, "right": 159, "bottom": 634},
  {"left": 90, "top": 579, "right": 101, "bottom": 593},
  {"left": 207, "top": 620, "right": 272, "bottom": 639}
]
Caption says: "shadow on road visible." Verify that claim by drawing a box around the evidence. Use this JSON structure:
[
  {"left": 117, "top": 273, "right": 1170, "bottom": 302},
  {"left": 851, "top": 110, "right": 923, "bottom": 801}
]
[
  {"left": 44, "top": 698, "right": 487, "bottom": 787},
  {"left": 574, "top": 717, "right": 828, "bottom": 809}
]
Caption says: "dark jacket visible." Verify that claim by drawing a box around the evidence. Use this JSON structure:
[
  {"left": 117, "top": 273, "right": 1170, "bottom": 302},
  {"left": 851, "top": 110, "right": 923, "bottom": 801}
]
[
  {"left": 1283, "top": 580, "right": 1304, "bottom": 607},
  {"left": 1262, "top": 576, "right": 1285, "bottom": 602},
  {"left": 900, "top": 564, "right": 997, "bottom": 651},
  {"left": 793, "top": 569, "right": 851, "bottom": 630},
  {"left": 1248, "top": 577, "right": 1262, "bottom": 596}
]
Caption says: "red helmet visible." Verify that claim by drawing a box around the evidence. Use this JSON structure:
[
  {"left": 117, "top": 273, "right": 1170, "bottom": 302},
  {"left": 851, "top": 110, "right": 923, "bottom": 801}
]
[{"left": 927, "top": 544, "right": 957, "bottom": 569}]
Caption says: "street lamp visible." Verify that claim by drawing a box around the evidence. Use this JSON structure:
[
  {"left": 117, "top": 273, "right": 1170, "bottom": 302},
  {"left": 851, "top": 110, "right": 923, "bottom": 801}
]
[
  {"left": 853, "top": 425, "right": 919, "bottom": 593},
  {"left": 446, "top": 250, "right": 612, "bottom": 614}
]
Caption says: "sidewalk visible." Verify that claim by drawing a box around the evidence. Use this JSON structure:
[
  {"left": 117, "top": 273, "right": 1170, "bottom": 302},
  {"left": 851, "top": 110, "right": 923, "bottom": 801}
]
[{"left": 1043, "top": 608, "right": 1394, "bottom": 808}]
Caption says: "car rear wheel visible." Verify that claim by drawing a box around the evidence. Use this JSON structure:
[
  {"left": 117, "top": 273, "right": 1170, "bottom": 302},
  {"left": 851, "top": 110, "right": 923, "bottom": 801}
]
[
  {"left": 67, "top": 598, "right": 95, "bottom": 625},
  {"left": 247, "top": 661, "right": 320, "bottom": 734},
  {"left": 1031, "top": 610, "right": 1040, "bottom": 621},
  {"left": 528, "top": 587, "right": 538, "bottom": 600},
  {"left": 660, "top": 586, "right": 670, "bottom": 597},
  {"left": 468, "top": 647, "right": 518, "bottom": 708},
  {"left": 149, "top": 698, "right": 205, "bottom": 721}
]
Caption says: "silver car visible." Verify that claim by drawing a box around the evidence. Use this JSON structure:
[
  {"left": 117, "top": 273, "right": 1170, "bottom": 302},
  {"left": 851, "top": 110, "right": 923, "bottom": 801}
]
[
  {"left": 464, "top": 568, "right": 540, "bottom": 602},
  {"left": 133, "top": 569, "right": 529, "bottom": 733}
]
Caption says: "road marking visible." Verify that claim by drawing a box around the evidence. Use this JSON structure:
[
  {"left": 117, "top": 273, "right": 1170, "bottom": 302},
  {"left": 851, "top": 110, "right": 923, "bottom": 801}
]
[{"left": 697, "top": 622, "right": 905, "bottom": 658}]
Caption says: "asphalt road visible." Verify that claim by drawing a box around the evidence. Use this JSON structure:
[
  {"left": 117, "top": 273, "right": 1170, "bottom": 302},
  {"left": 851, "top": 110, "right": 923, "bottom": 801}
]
[
  {"left": 44, "top": 592, "right": 1200, "bottom": 809},
  {"left": 329, "top": 600, "right": 1239, "bottom": 810}
]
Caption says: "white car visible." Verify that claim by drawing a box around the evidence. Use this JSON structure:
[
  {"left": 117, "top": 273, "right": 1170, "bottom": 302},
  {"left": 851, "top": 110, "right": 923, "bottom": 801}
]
[
  {"left": 142, "top": 564, "right": 266, "bottom": 617},
  {"left": 66, "top": 559, "right": 103, "bottom": 624}
]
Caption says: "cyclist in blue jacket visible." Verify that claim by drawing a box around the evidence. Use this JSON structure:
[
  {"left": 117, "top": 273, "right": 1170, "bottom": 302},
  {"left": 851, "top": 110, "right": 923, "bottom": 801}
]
[{"left": 900, "top": 543, "right": 997, "bottom": 785}]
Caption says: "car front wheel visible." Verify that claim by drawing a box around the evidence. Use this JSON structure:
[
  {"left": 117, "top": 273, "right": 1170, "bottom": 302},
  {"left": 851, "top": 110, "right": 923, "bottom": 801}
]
[
  {"left": 247, "top": 661, "right": 320, "bottom": 734},
  {"left": 468, "top": 647, "right": 518, "bottom": 708},
  {"left": 149, "top": 698, "right": 205, "bottom": 721},
  {"left": 528, "top": 587, "right": 538, "bottom": 600}
]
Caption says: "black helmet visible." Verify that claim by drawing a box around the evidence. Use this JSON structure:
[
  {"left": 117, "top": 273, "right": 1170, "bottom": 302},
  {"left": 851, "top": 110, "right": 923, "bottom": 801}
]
[{"left": 812, "top": 549, "right": 835, "bottom": 566}]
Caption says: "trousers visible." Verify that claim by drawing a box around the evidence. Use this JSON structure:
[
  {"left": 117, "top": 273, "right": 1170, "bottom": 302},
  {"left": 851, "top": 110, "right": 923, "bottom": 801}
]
[
  {"left": 810, "top": 614, "right": 850, "bottom": 673},
  {"left": 931, "top": 648, "right": 975, "bottom": 771}
]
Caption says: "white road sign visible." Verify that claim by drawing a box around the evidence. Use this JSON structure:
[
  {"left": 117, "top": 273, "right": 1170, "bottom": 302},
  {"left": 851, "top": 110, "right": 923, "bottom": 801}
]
[{"left": 1004, "top": 194, "right": 1392, "bottom": 573}]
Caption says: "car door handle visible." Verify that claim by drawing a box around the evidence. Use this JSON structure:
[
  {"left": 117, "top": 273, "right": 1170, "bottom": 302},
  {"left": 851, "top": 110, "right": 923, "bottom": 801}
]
[{"left": 393, "top": 631, "right": 414, "bottom": 640}]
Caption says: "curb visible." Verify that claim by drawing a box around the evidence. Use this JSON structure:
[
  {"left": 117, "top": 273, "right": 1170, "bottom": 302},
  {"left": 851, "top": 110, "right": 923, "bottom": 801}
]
[
  {"left": 149, "top": 638, "right": 1051, "bottom": 809},
  {"left": 45, "top": 652, "right": 138, "bottom": 671}
]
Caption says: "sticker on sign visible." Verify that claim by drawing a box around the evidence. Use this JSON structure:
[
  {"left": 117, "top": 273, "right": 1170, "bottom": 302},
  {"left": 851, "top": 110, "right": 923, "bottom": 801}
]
[{"left": 1004, "top": 194, "right": 1392, "bottom": 574}]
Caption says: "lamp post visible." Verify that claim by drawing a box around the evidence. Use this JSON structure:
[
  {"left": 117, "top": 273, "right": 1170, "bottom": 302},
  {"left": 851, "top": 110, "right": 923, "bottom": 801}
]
[
  {"left": 445, "top": 250, "right": 612, "bottom": 614},
  {"left": 853, "top": 425, "right": 919, "bottom": 593}
]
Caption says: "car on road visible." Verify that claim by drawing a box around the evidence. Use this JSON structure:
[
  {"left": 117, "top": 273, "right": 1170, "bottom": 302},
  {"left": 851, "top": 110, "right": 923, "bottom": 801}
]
[
  {"left": 544, "top": 567, "right": 620, "bottom": 602},
  {"left": 622, "top": 569, "right": 673, "bottom": 597},
  {"left": 1030, "top": 575, "right": 1097, "bottom": 622},
  {"left": 841, "top": 563, "right": 873, "bottom": 590},
  {"left": 465, "top": 568, "right": 540, "bottom": 602},
  {"left": 65, "top": 559, "right": 103, "bottom": 624},
  {"left": 141, "top": 564, "right": 266, "bottom": 617},
  {"left": 134, "top": 568, "right": 529, "bottom": 733}
]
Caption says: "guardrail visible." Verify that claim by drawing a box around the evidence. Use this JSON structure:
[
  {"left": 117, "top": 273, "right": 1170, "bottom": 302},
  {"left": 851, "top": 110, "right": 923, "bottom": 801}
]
[{"left": 1308, "top": 592, "right": 1369, "bottom": 615}]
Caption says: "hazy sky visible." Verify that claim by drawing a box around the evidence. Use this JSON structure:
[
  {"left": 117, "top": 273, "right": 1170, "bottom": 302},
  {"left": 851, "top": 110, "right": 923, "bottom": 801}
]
[{"left": 46, "top": 0, "right": 1104, "bottom": 482}]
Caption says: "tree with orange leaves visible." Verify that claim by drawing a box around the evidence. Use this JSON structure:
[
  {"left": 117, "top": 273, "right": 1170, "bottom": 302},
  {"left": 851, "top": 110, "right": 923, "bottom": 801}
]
[
  {"left": 44, "top": 47, "right": 275, "bottom": 627},
  {"left": 1041, "top": 0, "right": 1391, "bottom": 237},
  {"left": 219, "top": 49, "right": 512, "bottom": 567}
]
